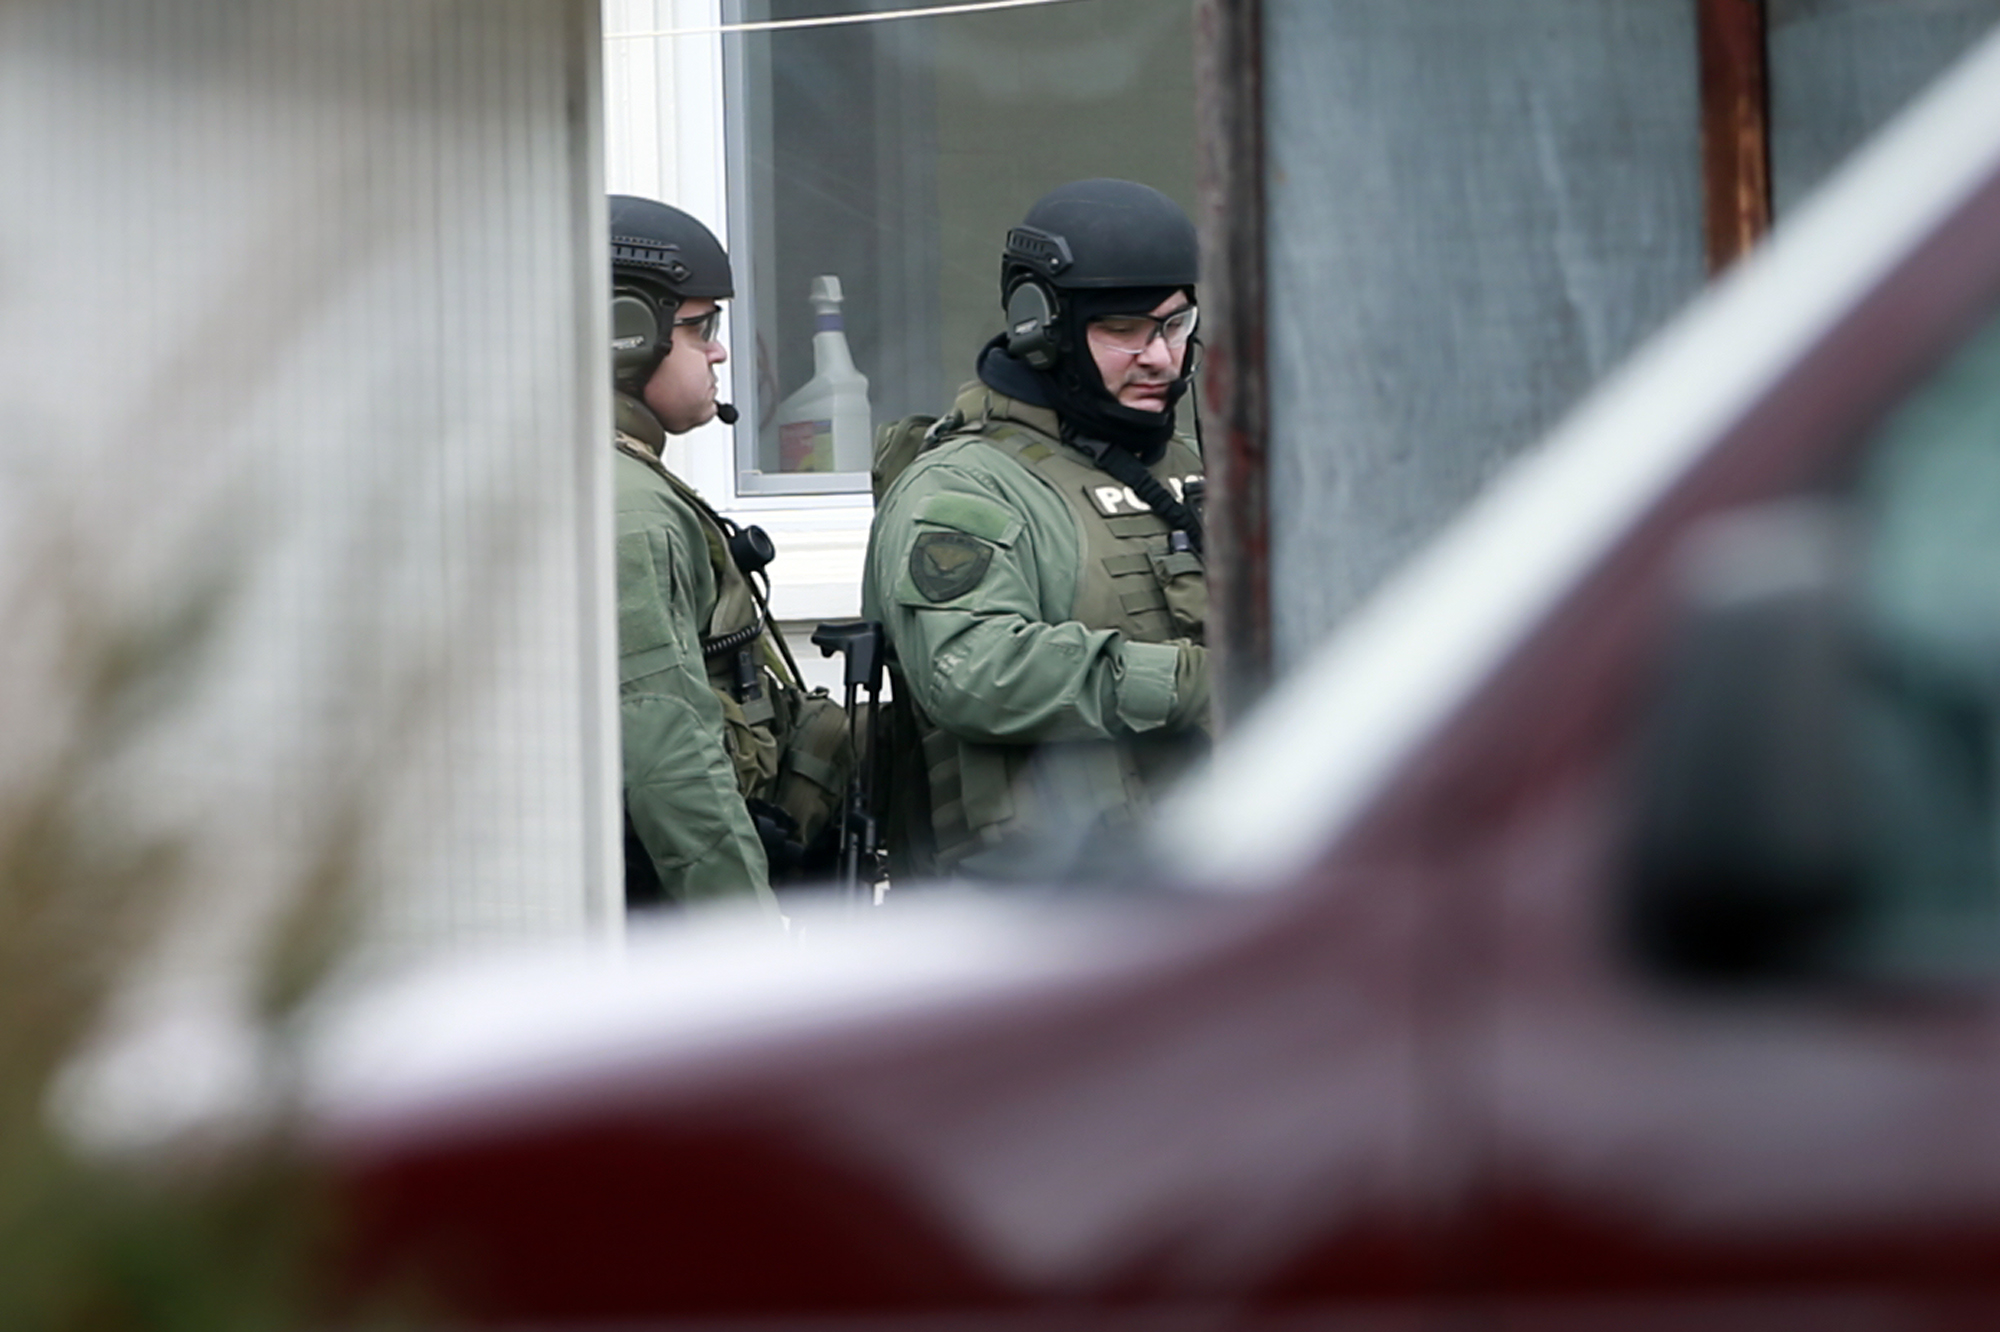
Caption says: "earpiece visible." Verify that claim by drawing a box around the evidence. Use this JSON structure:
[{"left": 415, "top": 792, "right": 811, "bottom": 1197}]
[
  {"left": 611, "top": 288, "right": 665, "bottom": 384},
  {"left": 1004, "top": 279, "right": 1060, "bottom": 370}
]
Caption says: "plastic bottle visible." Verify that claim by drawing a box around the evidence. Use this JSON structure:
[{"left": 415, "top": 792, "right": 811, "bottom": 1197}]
[{"left": 770, "top": 275, "right": 871, "bottom": 474}]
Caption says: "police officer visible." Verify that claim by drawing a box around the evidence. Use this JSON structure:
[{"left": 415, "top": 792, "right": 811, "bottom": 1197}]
[
  {"left": 863, "top": 178, "right": 1209, "bottom": 880},
  {"left": 611, "top": 194, "right": 829, "bottom": 911}
]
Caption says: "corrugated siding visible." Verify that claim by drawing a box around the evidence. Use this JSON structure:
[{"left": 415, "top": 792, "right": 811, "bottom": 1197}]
[
  {"left": 1262, "top": 0, "right": 1706, "bottom": 667},
  {"left": 0, "top": 0, "right": 617, "bottom": 957},
  {"left": 1768, "top": 0, "right": 2000, "bottom": 214}
]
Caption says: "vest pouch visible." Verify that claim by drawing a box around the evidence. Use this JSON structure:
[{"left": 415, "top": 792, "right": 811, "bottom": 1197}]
[
  {"left": 953, "top": 740, "right": 1141, "bottom": 881},
  {"left": 950, "top": 738, "right": 1132, "bottom": 857},
  {"left": 873, "top": 412, "right": 961, "bottom": 502},
  {"left": 772, "top": 686, "right": 853, "bottom": 847},
  {"left": 1149, "top": 547, "right": 1207, "bottom": 641},
  {"left": 712, "top": 685, "right": 781, "bottom": 801}
]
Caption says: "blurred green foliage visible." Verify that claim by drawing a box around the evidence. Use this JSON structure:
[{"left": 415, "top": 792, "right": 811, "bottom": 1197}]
[{"left": 0, "top": 574, "right": 410, "bottom": 1329}]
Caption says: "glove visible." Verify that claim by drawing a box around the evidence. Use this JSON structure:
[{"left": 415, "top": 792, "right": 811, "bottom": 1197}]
[
  {"left": 747, "top": 798, "right": 806, "bottom": 878},
  {"left": 1167, "top": 642, "right": 1212, "bottom": 736}
]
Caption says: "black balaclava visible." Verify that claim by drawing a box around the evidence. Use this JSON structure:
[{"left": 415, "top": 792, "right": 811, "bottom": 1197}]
[{"left": 979, "top": 284, "right": 1196, "bottom": 466}]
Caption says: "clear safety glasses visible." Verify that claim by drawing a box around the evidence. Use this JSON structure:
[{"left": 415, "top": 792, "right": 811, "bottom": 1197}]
[
  {"left": 672, "top": 306, "right": 724, "bottom": 346},
  {"left": 1085, "top": 303, "right": 1199, "bottom": 356}
]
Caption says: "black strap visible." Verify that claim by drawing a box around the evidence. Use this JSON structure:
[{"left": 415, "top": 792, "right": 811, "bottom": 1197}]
[
  {"left": 614, "top": 436, "right": 807, "bottom": 690},
  {"left": 1072, "top": 434, "right": 1204, "bottom": 558}
]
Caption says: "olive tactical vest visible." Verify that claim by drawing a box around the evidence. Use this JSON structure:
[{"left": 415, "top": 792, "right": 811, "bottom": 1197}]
[
  {"left": 615, "top": 435, "right": 850, "bottom": 847},
  {"left": 905, "top": 414, "right": 1208, "bottom": 876}
]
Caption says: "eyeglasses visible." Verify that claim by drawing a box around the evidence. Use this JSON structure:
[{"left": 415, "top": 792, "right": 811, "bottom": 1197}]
[
  {"left": 672, "top": 306, "right": 723, "bottom": 346},
  {"left": 1086, "top": 304, "right": 1199, "bottom": 356}
]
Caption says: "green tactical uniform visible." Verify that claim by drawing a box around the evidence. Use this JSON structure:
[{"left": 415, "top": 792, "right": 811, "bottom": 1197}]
[
  {"left": 614, "top": 391, "right": 779, "bottom": 910},
  {"left": 863, "top": 379, "right": 1210, "bottom": 877}
]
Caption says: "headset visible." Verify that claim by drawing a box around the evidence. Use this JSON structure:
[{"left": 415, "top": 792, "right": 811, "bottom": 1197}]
[
  {"left": 1003, "top": 278, "right": 1061, "bottom": 370},
  {"left": 611, "top": 284, "right": 669, "bottom": 386},
  {"left": 611, "top": 269, "right": 739, "bottom": 424},
  {"left": 1002, "top": 225, "right": 1074, "bottom": 370}
]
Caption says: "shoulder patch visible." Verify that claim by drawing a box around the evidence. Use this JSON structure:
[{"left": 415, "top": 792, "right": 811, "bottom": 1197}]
[
  {"left": 910, "top": 531, "right": 995, "bottom": 603},
  {"left": 913, "top": 492, "right": 1022, "bottom": 546}
]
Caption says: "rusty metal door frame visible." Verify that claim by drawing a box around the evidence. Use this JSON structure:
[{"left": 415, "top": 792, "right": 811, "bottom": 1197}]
[
  {"left": 1195, "top": 0, "right": 1272, "bottom": 725},
  {"left": 1700, "top": 0, "right": 1774, "bottom": 273},
  {"left": 1194, "top": 0, "right": 1774, "bottom": 723}
]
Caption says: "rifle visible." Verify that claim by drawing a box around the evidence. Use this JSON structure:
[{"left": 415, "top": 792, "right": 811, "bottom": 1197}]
[{"left": 810, "top": 620, "right": 890, "bottom": 906}]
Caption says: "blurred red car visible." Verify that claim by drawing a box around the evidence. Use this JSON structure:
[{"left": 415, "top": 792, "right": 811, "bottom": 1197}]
[{"left": 316, "top": 27, "right": 2000, "bottom": 1328}]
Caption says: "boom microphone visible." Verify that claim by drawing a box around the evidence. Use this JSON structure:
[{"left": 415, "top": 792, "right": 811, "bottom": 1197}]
[{"left": 715, "top": 402, "right": 740, "bottom": 425}]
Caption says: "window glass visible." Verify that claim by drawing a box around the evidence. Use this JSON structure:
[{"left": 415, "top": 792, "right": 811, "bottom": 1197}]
[
  {"left": 1625, "top": 298, "right": 2000, "bottom": 986},
  {"left": 721, "top": 0, "right": 1195, "bottom": 497},
  {"left": 1850, "top": 302, "right": 2000, "bottom": 972}
]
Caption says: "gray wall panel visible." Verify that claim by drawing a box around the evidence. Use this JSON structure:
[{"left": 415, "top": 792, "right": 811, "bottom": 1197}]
[
  {"left": 1263, "top": 0, "right": 1705, "bottom": 667},
  {"left": 1769, "top": 0, "right": 2000, "bottom": 216}
]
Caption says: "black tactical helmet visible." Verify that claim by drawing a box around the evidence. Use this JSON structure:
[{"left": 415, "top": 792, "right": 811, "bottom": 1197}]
[
  {"left": 998, "top": 179, "right": 1199, "bottom": 380},
  {"left": 610, "top": 194, "right": 733, "bottom": 301},
  {"left": 609, "top": 195, "right": 733, "bottom": 392},
  {"left": 1001, "top": 178, "right": 1198, "bottom": 298}
]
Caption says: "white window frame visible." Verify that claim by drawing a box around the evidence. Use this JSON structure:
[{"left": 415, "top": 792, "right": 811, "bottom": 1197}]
[{"left": 603, "top": 0, "right": 873, "bottom": 629}]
